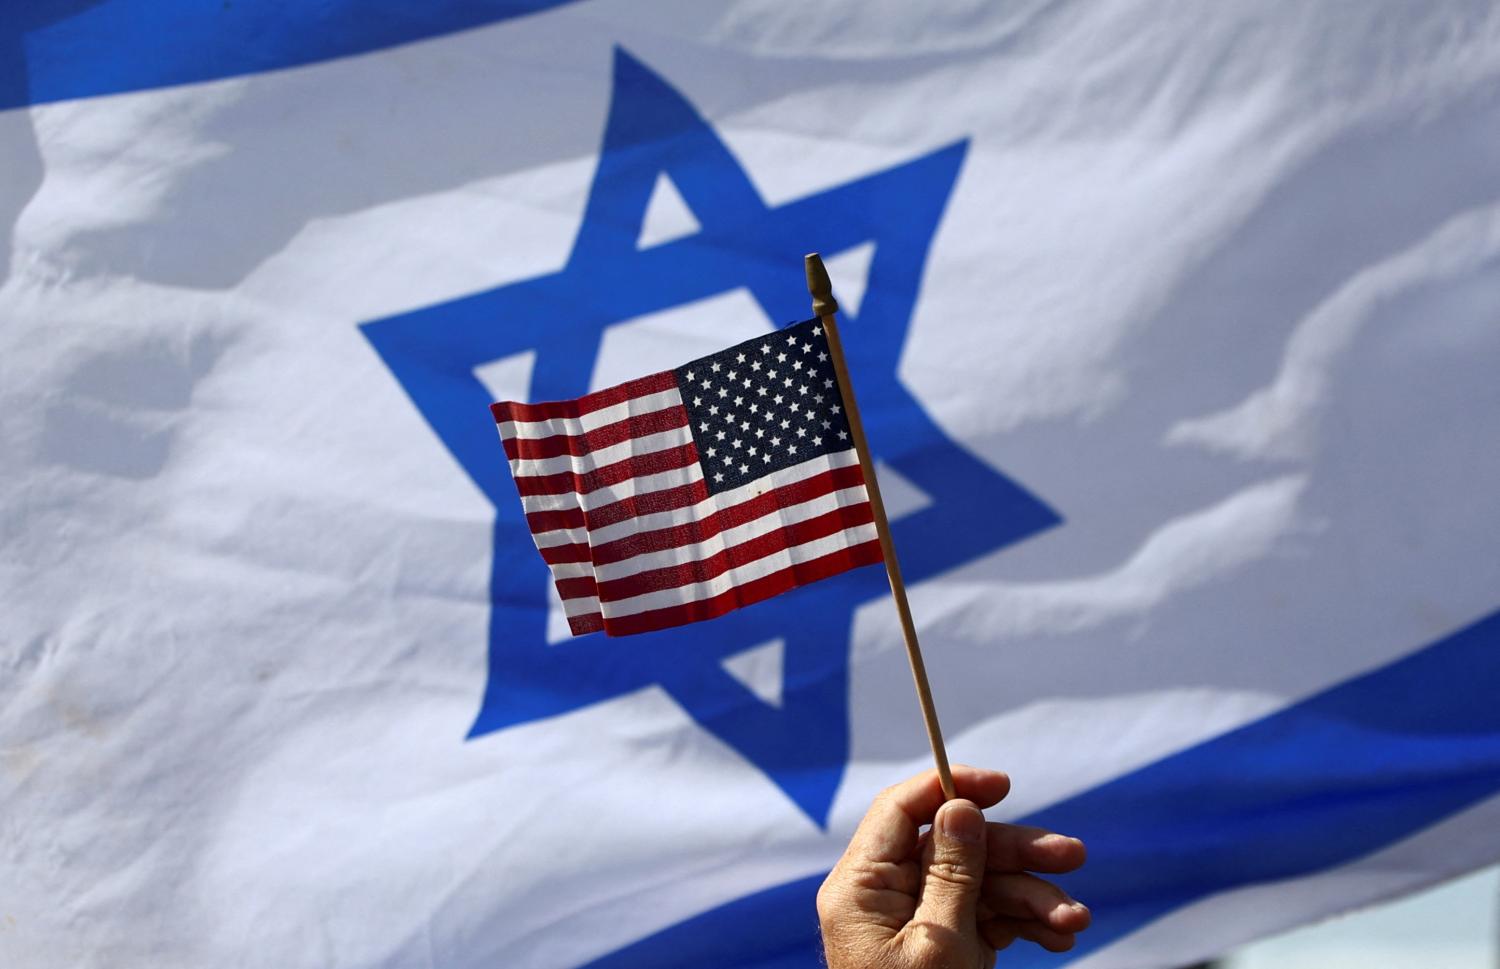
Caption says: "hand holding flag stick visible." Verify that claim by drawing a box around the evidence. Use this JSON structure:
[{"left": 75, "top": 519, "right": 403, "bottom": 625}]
[{"left": 805, "top": 252, "right": 957, "bottom": 802}]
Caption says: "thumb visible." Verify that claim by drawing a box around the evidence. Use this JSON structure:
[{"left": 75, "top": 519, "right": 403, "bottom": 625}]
[{"left": 915, "top": 799, "right": 987, "bottom": 931}]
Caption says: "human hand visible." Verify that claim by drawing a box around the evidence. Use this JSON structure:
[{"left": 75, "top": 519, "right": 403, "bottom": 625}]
[{"left": 817, "top": 766, "right": 1089, "bottom": 969}]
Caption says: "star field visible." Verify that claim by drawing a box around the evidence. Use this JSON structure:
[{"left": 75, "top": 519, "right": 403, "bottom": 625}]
[{"left": 675, "top": 319, "right": 853, "bottom": 494}]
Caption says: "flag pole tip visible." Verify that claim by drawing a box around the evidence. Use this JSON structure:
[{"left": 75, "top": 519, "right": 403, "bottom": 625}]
[{"left": 805, "top": 252, "right": 839, "bottom": 319}]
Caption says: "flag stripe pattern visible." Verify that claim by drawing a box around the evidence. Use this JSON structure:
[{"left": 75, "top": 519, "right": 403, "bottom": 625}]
[{"left": 491, "top": 318, "right": 881, "bottom": 636}]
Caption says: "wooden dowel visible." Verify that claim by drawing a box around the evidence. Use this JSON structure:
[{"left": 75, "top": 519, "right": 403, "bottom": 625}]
[{"left": 805, "top": 252, "right": 956, "bottom": 801}]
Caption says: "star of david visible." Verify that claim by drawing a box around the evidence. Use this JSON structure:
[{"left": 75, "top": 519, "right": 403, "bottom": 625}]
[{"left": 360, "top": 48, "right": 1060, "bottom": 825}]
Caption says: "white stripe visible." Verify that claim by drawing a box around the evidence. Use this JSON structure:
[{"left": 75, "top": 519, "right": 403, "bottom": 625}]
[
  {"left": 508, "top": 426, "right": 692, "bottom": 480},
  {"left": 498, "top": 388, "right": 682, "bottom": 440},
  {"left": 546, "top": 561, "right": 595, "bottom": 582},
  {"left": 583, "top": 449, "right": 862, "bottom": 547},
  {"left": 559, "top": 589, "right": 603, "bottom": 619},
  {"left": 532, "top": 527, "right": 588, "bottom": 550},
  {"left": 590, "top": 485, "right": 871, "bottom": 582},
  {"left": 598, "top": 522, "right": 880, "bottom": 618},
  {"left": 519, "top": 461, "right": 704, "bottom": 515}
]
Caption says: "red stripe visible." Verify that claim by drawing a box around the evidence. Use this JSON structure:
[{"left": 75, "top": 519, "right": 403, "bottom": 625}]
[
  {"left": 566, "top": 611, "right": 605, "bottom": 636},
  {"left": 540, "top": 542, "right": 591, "bottom": 565},
  {"left": 524, "top": 476, "right": 713, "bottom": 539},
  {"left": 502, "top": 405, "right": 689, "bottom": 461},
  {"left": 582, "top": 478, "right": 712, "bottom": 531},
  {"left": 513, "top": 442, "right": 699, "bottom": 497},
  {"left": 526, "top": 506, "right": 584, "bottom": 534},
  {"left": 588, "top": 464, "right": 867, "bottom": 566},
  {"left": 554, "top": 503, "right": 875, "bottom": 603},
  {"left": 599, "top": 539, "right": 884, "bottom": 636},
  {"left": 492, "top": 370, "right": 678, "bottom": 424}
]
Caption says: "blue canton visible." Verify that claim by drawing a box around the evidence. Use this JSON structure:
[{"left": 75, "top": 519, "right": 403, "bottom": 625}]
[
  {"left": 677, "top": 319, "right": 854, "bottom": 493},
  {"left": 360, "top": 48, "right": 1061, "bottom": 825}
]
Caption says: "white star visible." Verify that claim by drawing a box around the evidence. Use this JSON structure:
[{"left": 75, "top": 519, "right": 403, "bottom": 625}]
[
  {"left": 714, "top": 471, "right": 724, "bottom": 483},
  {"left": 823, "top": 378, "right": 834, "bottom": 389},
  {"left": 813, "top": 393, "right": 824, "bottom": 404},
  {"left": 709, "top": 405, "right": 719, "bottom": 415},
  {"left": 798, "top": 384, "right": 809, "bottom": 395},
  {"left": 736, "top": 352, "right": 746, "bottom": 364},
  {"left": 748, "top": 446, "right": 758, "bottom": 457},
  {"left": 796, "top": 427, "right": 807, "bottom": 438},
  {"left": 741, "top": 420, "right": 750, "bottom": 431},
  {"left": 693, "top": 396, "right": 703, "bottom": 406},
  {"left": 755, "top": 428, "right": 765, "bottom": 439},
  {"left": 818, "top": 351, "right": 828, "bottom": 362},
  {"left": 777, "top": 352, "right": 787, "bottom": 363},
  {"left": 762, "top": 453, "right": 772, "bottom": 463},
  {"left": 734, "top": 395, "right": 744, "bottom": 406},
  {"left": 821, "top": 420, "right": 831, "bottom": 430},
  {"left": 780, "top": 419, "right": 791, "bottom": 430},
  {"left": 718, "top": 387, "right": 728, "bottom": 398},
  {"left": 727, "top": 370, "right": 737, "bottom": 381},
  {"left": 773, "top": 394, "right": 784, "bottom": 405},
  {"left": 743, "top": 378, "right": 752, "bottom": 389},
  {"left": 716, "top": 430, "right": 726, "bottom": 441},
  {"left": 811, "top": 325, "right": 821, "bottom": 336},
  {"left": 749, "top": 403, "right": 759, "bottom": 414},
  {"left": 751, "top": 360, "right": 762, "bottom": 371},
  {"left": 832, "top": 404, "right": 842, "bottom": 413},
  {"left": 756, "top": 386, "right": 768, "bottom": 397},
  {"left": 788, "top": 335, "right": 799, "bottom": 346},
  {"left": 790, "top": 402, "right": 800, "bottom": 413},
  {"left": 792, "top": 359, "right": 804, "bottom": 371},
  {"left": 732, "top": 438, "right": 742, "bottom": 449},
  {"left": 802, "top": 340, "right": 813, "bottom": 352},
  {"left": 725, "top": 413, "right": 736, "bottom": 424},
  {"left": 812, "top": 436, "right": 822, "bottom": 446},
  {"left": 711, "top": 361, "right": 721, "bottom": 373},
  {"left": 761, "top": 343, "right": 772, "bottom": 354},
  {"left": 707, "top": 447, "right": 717, "bottom": 458},
  {"left": 771, "top": 436, "right": 782, "bottom": 446},
  {"left": 699, "top": 421, "right": 710, "bottom": 431},
  {"left": 739, "top": 463, "right": 749, "bottom": 474},
  {"left": 685, "top": 370, "right": 695, "bottom": 382},
  {"left": 767, "top": 369, "right": 778, "bottom": 380},
  {"left": 838, "top": 429, "right": 848, "bottom": 440},
  {"left": 788, "top": 444, "right": 798, "bottom": 454}
]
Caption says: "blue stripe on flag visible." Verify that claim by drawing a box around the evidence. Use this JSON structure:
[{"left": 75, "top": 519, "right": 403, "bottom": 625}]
[
  {"left": 585, "top": 607, "right": 1500, "bottom": 967},
  {"left": 2, "top": 0, "right": 585, "bottom": 111}
]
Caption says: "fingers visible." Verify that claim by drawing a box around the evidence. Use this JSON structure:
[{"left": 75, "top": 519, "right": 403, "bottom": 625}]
[
  {"left": 845, "top": 766, "right": 1009, "bottom": 866},
  {"left": 984, "top": 823, "right": 1087, "bottom": 874},
  {"left": 980, "top": 916, "right": 1079, "bottom": 954},
  {"left": 910, "top": 799, "right": 988, "bottom": 932},
  {"left": 979, "top": 872, "right": 1091, "bottom": 933}
]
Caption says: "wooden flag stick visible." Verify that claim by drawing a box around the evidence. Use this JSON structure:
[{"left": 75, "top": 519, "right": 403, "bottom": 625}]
[{"left": 805, "top": 252, "right": 957, "bottom": 801}]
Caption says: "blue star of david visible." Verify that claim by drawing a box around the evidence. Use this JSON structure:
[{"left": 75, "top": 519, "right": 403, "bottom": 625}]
[{"left": 360, "top": 48, "right": 1060, "bottom": 825}]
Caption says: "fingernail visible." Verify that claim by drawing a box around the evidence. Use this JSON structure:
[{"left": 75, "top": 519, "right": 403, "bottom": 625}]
[
  {"left": 937, "top": 801, "right": 985, "bottom": 844},
  {"left": 1039, "top": 834, "right": 1085, "bottom": 852}
]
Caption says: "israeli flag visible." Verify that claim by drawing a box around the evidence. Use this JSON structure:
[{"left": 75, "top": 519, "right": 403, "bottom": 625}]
[{"left": 4, "top": 3, "right": 1499, "bottom": 967}]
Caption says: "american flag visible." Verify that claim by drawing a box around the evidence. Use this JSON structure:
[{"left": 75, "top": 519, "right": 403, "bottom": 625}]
[{"left": 491, "top": 317, "right": 883, "bottom": 637}]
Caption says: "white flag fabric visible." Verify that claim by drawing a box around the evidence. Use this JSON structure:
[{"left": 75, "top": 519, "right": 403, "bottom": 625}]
[{"left": 4, "top": 3, "right": 1500, "bottom": 968}]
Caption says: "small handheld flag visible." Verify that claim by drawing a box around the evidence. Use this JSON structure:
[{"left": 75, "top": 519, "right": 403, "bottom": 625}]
[
  {"left": 492, "top": 313, "right": 881, "bottom": 638},
  {"left": 490, "top": 254, "right": 955, "bottom": 796}
]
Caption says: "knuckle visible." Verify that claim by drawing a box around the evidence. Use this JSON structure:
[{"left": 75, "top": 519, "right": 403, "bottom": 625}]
[{"left": 926, "top": 858, "right": 981, "bottom": 889}]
